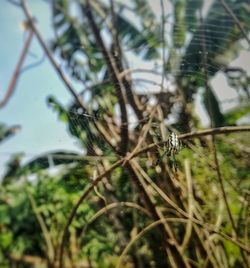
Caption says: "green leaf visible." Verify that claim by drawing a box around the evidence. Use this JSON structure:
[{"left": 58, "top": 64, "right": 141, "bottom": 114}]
[
  {"left": 1, "top": 154, "right": 23, "bottom": 186},
  {"left": 224, "top": 103, "right": 250, "bottom": 125},
  {"left": 0, "top": 231, "right": 13, "bottom": 250},
  {"left": 172, "top": 0, "right": 186, "bottom": 48}
]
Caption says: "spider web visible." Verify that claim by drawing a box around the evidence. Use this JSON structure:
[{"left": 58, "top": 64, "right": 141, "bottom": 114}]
[
  {"left": 2, "top": 0, "right": 248, "bottom": 173},
  {"left": 1, "top": 2, "right": 250, "bottom": 267},
  {"left": 52, "top": 0, "right": 250, "bottom": 166}
]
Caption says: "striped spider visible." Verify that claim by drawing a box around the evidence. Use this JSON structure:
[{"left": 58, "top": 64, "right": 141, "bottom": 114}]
[{"left": 156, "top": 131, "right": 182, "bottom": 170}]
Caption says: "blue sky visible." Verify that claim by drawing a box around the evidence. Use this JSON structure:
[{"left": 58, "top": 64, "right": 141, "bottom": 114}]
[
  {"left": 0, "top": 1, "right": 82, "bottom": 177},
  {"left": 0, "top": 0, "right": 249, "bottom": 178}
]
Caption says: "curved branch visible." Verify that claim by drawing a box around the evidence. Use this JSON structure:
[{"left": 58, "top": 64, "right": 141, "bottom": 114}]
[
  {"left": 58, "top": 125, "right": 250, "bottom": 268},
  {"left": 118, "top": 68, "right": 162, "bottom": 79},
  {"left": 79, "top": 201, "right": 151, "bottom": 245},
  {"left": 58, "top": 159, "right": 124, "bottom": 268},
  {"left": 0, "top": 30, "right": 33, "bottom": 109},
  {"left": 21, "top": 0, "right": 86, "bottom": 110},
  {"left": 134, "top": 125, "right": 250, "bottom": 158},
  {"left": 20, "top": 53, "right": 46, "bottom": 74},
  {"left": 116, "top": 217, "right": 250, "bottom": 268}
]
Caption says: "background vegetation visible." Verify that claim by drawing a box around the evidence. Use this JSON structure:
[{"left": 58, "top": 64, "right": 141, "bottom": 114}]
[{"left": 0, "top": 0, "right": 250, "bottom": 267}]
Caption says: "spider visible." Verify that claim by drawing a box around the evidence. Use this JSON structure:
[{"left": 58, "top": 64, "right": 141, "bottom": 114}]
[
  {"left": 156, "top": 132, "right": 182, "bottom": 170},
  {"left": 167, "top": 132, "right": 182, "bottom": 153}
]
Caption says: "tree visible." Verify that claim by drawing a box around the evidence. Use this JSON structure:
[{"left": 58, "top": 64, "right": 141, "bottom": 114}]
[{"left": 0, "top": 0, "right": 250, "bottom": 267}]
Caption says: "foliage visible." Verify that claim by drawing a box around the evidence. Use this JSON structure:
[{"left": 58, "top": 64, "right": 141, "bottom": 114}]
[{"left": 1, "top": 0, "right": 250, "bottom": 267}]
